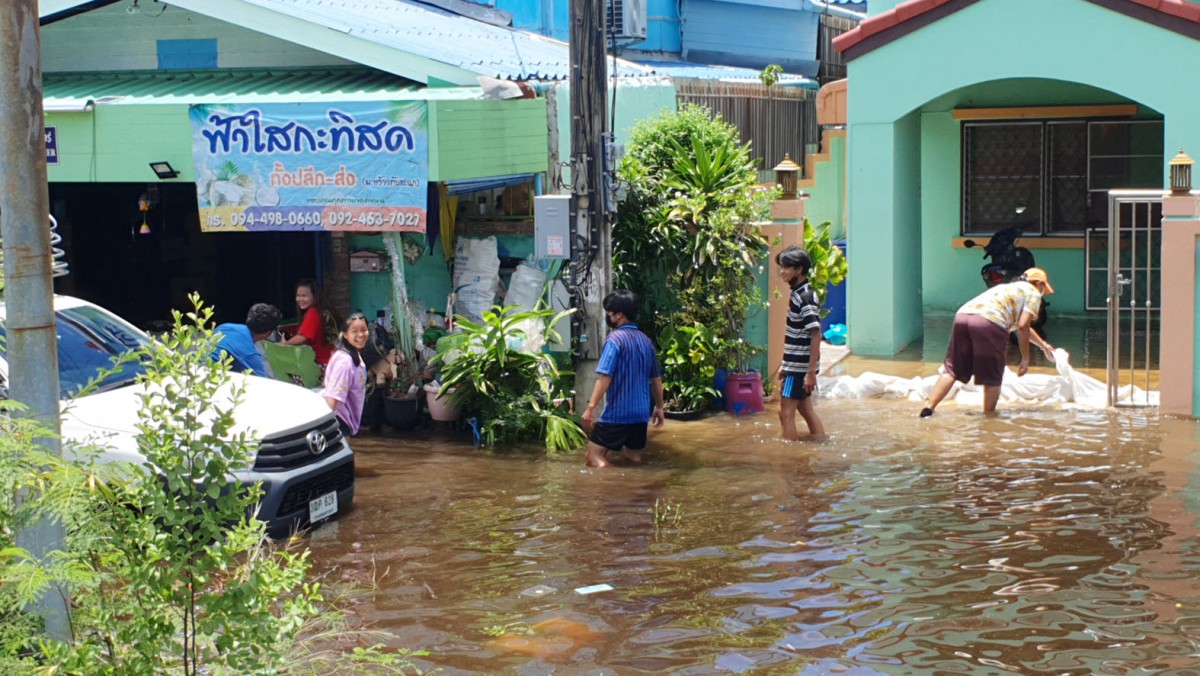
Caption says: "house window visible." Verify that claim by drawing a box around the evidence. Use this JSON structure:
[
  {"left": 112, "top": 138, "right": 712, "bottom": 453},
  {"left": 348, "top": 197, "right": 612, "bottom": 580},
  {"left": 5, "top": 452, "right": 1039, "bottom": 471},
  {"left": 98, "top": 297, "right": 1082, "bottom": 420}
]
[{"left": 962, "top": 119, "right": 1163, "bottom": 235}]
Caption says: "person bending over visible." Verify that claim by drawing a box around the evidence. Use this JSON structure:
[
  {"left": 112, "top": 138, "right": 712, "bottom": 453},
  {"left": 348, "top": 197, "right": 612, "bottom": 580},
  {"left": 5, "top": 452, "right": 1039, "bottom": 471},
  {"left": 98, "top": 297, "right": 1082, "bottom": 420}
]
[{"left": 920, "top": 268, "right": 1056, "bottom": 417}]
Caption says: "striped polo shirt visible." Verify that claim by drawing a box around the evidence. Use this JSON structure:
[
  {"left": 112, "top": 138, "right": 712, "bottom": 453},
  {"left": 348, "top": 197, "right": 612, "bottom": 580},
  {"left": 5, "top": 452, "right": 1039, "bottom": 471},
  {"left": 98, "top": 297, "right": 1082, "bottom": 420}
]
[
  {"left": 780, "top": 281, "right": 822, "bottom": 375},
  {"left": 596, "top": 323, "right": 662, "bottom": 425}
]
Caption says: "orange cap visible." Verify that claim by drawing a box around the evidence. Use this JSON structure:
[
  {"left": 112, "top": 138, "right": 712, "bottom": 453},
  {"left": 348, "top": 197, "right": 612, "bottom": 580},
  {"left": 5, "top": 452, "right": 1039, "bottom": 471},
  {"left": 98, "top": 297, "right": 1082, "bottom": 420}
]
[{"left": 1024, "top": 267, "right": 1054, "bottom": 294}]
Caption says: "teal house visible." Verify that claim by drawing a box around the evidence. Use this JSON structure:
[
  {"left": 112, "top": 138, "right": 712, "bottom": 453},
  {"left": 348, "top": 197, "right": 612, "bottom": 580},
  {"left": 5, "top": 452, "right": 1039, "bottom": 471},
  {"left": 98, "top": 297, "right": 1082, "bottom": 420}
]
[{"left": 832, "top": 0, "right": 1200, "bottom": 355}]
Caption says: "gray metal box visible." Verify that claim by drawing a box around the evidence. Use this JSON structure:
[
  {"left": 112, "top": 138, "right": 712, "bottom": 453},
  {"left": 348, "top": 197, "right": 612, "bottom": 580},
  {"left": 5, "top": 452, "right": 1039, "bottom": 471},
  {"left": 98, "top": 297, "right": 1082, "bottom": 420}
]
[{"left": 534, "top": 194, "right": 571, "bottom": 260}]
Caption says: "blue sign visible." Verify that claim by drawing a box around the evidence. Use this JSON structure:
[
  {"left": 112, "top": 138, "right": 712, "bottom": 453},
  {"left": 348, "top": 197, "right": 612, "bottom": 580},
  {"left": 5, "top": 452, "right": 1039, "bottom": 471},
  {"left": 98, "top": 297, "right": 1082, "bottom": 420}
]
[
  {"left": 188, "top": 101, "right": 428, "bottom": 232},
  {"left": 45, "top": 126, "right": 58, "bottom": 165}
]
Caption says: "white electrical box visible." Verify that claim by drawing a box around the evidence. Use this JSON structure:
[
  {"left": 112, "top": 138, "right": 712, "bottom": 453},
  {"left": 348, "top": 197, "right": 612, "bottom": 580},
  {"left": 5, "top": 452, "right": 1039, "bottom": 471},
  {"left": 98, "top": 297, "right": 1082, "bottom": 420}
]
[{"left": 534, "top": 194, "right": 571, "bottom": 260}]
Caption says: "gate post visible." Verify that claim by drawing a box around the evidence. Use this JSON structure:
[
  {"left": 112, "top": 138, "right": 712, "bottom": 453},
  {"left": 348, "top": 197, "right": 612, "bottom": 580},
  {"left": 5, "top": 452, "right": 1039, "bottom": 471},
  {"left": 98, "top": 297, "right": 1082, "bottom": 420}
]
[{"left": 1160, "top": 191, "right": 1200, "bottom": 417}]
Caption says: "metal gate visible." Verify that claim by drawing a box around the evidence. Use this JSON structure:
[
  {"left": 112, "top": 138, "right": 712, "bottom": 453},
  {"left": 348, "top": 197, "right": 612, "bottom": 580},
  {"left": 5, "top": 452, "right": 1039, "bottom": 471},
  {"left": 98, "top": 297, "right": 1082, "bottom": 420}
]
[{"left": 1090, "top": 190, "right": 1161, "bottom": 406}]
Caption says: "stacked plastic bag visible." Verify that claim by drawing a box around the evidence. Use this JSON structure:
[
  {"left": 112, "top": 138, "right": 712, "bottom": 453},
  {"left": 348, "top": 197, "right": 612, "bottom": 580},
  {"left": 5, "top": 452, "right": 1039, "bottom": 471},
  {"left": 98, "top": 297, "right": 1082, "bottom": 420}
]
[{"left": 819, "top": 349, "right": 1158, "bottom": 409}]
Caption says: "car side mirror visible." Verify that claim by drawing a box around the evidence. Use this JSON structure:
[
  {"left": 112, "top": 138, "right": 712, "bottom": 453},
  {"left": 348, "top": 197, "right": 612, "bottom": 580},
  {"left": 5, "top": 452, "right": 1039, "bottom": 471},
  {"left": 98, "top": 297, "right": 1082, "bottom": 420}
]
[{"left": 963, "top": 240, "right": 977, "bottom": 248}]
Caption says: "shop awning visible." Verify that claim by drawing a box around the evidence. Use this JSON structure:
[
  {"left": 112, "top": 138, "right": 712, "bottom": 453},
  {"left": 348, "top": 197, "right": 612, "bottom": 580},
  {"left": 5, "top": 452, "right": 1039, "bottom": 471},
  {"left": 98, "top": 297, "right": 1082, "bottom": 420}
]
[{"left": 444, "top": 173, "right": 535, "bottom": 196}]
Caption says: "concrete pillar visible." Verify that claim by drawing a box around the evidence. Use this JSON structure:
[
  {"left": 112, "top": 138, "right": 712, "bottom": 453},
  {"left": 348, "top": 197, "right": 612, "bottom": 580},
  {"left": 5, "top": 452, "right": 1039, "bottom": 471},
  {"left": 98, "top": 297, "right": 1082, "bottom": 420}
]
[
  {"left": 845, "top": 115, "right": 924, "bottom": 355},
  {"left": 1159, "top": 193, "right": 1200, "bottom": 417}
]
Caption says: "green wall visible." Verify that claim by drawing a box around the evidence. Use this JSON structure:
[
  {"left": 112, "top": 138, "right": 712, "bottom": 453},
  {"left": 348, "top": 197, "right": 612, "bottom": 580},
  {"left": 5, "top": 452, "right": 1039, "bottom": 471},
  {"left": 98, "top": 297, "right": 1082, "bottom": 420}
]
[
  {"left": 552, "top": 78, "right": 678, "bottom": 183},
  {"left": 845, "top": 0, "right": 1200, "bottom": 354},
  {"left": 347, "top": 234, "right": 535, "bottom": 320},
  {"left": 799, "top": 132, "right": 846, "bottom": 240},
  {"left": 430, "top": 98, "right": 548, "bottom": 181}
]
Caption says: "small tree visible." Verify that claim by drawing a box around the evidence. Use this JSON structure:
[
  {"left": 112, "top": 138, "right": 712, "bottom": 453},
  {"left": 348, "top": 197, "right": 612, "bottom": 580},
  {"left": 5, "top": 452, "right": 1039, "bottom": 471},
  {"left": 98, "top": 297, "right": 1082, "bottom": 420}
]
[
  {"left": 614, "top": 105, "right": 774, "bottom": 409},
  {"left": 0, "top": 297, "right": 415, "bottom": 673}
]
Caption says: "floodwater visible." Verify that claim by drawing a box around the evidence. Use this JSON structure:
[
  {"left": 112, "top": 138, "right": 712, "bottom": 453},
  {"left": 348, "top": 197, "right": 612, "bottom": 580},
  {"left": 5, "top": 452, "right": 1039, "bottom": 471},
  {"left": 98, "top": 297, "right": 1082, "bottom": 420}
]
[{"left": 309, "top": 381, "right": 1200, "bottom": 673}]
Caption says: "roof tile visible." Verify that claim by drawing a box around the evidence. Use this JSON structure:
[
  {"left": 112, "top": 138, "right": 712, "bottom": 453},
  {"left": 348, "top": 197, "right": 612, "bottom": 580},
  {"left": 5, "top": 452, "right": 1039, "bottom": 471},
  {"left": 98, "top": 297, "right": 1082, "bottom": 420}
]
[{"left": 836, "top": 0, "right": 1200, "bottom": 59}]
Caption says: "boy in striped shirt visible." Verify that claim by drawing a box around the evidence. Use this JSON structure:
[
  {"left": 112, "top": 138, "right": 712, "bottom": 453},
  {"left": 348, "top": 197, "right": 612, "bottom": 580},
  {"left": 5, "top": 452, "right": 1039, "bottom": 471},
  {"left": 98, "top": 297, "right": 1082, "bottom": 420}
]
[
  {"left": 774, "top": 246, "right": 826, "bottom": 440},
  {"left": 581, "top": 290, "right": 665, "bottom": 468}
]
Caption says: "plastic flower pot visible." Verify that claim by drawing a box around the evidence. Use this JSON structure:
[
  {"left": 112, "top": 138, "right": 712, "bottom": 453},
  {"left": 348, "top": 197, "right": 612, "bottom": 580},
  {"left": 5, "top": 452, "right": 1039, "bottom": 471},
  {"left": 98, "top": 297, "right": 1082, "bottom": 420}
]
[
  {"left": 383, "top": 394, "right": 424, "bottom": 430},
  {"left": 423, "top": 383, "right": 461, "bottom": 422}
]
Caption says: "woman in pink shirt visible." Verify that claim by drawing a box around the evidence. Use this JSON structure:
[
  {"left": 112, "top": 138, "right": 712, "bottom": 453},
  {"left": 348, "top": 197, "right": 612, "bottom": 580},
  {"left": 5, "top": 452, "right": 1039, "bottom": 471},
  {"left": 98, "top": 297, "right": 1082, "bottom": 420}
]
[{"left": 322, "top": 313, "right": 369, "bottom": 437}]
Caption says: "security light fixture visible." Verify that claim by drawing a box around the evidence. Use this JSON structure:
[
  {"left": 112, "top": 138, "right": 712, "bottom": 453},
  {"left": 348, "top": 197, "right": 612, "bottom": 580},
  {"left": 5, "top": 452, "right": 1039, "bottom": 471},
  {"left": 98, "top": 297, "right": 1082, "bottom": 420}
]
[
  {"left": 149, "top": 161, "right": 178, "bottom": 179},
  {"left": 1170, "top": 149, "right": 1194, "bottom": 195}
]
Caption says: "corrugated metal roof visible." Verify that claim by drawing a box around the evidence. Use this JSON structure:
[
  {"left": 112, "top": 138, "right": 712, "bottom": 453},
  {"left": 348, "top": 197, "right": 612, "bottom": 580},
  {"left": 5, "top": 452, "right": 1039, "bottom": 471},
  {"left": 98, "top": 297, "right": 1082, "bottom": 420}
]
[
  {"left": 173, "top": 0, "right": 652, "bottom": 82},
  {"left": 638, "top": 61, "right": 818, "bottom": 88},
  {"left": 41, "top": 67, "right": 486, "bottom": 105}
]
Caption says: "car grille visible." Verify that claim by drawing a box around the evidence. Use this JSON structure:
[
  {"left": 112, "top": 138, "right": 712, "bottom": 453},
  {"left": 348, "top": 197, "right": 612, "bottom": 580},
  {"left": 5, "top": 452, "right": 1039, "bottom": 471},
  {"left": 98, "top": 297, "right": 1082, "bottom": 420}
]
[
  {"left": 254, "top": 416, "right": 344, "bottom": 471},
  {"left": 277, "top": 461, "right": 355, "bottom": 516}
]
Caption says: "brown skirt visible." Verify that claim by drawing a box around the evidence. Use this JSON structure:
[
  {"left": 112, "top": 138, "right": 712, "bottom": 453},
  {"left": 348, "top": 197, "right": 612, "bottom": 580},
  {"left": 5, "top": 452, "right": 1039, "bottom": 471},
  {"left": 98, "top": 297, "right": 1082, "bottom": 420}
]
[{"left": 945, "top": 313, "right": 1009, "bottom": 386}]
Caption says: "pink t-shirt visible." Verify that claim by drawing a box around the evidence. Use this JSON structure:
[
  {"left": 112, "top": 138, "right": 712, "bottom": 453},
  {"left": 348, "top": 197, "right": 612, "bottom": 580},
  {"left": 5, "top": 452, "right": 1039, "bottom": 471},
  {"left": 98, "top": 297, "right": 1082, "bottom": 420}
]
[{"left": 321, "top": 349, "right": 366, "bottom": 436}]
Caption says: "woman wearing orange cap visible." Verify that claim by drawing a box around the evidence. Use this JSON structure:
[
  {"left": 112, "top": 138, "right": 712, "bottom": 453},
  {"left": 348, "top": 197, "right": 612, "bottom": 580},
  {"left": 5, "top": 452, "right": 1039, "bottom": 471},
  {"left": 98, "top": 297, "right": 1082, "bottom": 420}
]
[{"left": 920, "top": 268, "right": 1056, "bottom": 416}]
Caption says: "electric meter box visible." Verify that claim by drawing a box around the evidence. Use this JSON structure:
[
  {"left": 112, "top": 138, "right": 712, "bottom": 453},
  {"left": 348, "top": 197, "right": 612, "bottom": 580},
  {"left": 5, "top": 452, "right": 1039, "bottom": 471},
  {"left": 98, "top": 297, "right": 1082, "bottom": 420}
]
[{"left": 534, "top": 194, "right": 571, "bottom": 260}]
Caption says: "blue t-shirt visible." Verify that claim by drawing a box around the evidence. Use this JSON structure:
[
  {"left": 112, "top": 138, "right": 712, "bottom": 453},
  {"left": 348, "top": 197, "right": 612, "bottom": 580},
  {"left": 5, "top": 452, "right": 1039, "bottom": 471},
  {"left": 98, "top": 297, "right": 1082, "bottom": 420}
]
[
  {"left": 213, "top": 323, "right": 267, "bottom": 376},
  {"left": 596, "top": 324, "right": 661, "bottom": 425}
]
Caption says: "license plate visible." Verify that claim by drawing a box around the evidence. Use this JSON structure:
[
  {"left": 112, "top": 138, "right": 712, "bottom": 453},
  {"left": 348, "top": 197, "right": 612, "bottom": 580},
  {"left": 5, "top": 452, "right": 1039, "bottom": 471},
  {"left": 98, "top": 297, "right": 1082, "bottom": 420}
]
[{"left": 309, "top": 491, "right": 338, "bottom": 523}]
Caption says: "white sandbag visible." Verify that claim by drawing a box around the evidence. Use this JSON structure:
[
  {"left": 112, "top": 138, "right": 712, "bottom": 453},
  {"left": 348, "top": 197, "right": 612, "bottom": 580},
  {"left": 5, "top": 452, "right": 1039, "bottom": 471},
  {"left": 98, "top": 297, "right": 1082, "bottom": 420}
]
[
  {"left": 453, "top": 237, "right": 502, "bottom": 324},
  {"left": 817, "top": 349, "right": 1158, "bottom": 410},
  {"left": 502, "top": 262, "right": 547, "bottom": 313}
]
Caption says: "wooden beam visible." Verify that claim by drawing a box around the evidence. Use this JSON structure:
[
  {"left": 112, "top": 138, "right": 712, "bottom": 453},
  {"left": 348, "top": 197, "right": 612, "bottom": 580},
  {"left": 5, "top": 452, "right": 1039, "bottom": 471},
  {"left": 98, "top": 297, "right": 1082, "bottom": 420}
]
[
  {"left": 952, "top": 236, "right": 1085, "bottom": 249},
  {"left": 952, "top": 104, "right": 1138, "bottom": 120}
]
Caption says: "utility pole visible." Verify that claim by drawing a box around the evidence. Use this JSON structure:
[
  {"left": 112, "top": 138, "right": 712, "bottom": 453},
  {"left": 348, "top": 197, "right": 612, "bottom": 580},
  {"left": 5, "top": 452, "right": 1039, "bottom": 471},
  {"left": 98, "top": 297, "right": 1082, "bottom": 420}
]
[
  {"left": 568, "top": 0, "right": 610, "bottom": 413},
  {"left": 1, "top": 0, "right": 70, "bottom": 640}
]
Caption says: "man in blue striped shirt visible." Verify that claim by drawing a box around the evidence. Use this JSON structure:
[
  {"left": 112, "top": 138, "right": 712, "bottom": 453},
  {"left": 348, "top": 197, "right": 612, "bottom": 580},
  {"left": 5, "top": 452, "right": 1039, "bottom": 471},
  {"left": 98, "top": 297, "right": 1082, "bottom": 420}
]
[{"left": 581, "top": 290, "right": 665, "bottom": 468}]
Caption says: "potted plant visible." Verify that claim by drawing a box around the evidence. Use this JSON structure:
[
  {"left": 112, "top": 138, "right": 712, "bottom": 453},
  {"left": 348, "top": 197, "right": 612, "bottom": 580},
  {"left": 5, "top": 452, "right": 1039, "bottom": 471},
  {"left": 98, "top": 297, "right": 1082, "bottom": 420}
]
[
  {"left": 380, "top": 232, "right": 428, "bottom": 430},
  {"left": 659, "top": 322, "right": 722, "bottom": 419},
  {"left": 382, "top": 346, "right": 425, "bottom": 430},
  {"left": 433, "top": 305, "right": 583, "bottom": 451}
]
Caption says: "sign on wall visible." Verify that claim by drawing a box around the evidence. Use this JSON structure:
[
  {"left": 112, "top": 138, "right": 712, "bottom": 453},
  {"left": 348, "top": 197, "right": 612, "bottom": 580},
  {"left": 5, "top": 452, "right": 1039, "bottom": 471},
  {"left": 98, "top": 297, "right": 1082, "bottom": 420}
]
[
  {"left": 45, "top": 126, "right": 58, "bottom": 165},
  {"left": 189, "top": 101, "right": 428, "bottom": 232}
]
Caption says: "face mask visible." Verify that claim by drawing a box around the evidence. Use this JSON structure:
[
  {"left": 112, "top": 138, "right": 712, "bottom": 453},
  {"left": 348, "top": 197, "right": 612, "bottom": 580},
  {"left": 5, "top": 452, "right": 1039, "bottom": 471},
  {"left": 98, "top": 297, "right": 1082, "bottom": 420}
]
[{"left": 605, "top": 315, "right": 619, "bottom": 329}]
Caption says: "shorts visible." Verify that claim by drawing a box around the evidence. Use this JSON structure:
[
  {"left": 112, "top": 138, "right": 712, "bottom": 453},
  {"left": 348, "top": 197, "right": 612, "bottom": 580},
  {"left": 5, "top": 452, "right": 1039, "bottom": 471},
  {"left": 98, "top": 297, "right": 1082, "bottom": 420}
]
[
  {"left": 945, "top": 313, "right": 1009, "bottom": 386},
  {"left": 589, "top": 422, "right": 648, "bottom": 452},
  {"left": 780, "top": 373, "right": 813, "bottom": 401}
]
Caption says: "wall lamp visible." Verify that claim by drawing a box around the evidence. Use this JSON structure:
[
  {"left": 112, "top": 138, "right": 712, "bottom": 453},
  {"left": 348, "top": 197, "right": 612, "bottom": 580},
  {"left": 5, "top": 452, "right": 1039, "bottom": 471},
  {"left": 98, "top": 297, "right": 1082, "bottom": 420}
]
[{"left": 149, "top": 161, "right": 179, "bottom": 179}]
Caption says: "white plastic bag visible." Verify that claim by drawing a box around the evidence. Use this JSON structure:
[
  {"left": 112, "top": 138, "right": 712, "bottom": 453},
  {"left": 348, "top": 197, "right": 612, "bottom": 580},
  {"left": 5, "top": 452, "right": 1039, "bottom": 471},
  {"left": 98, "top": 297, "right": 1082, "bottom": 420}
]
[{"left": 502, "top": 261, "right": 547, "bottom": 313}]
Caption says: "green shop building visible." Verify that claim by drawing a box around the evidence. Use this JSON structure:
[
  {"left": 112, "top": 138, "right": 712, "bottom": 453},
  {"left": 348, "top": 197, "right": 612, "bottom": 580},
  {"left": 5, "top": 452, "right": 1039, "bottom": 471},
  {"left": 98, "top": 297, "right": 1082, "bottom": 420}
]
[{"left": 38, "top": 0, "right": 674, "bottom": 330}]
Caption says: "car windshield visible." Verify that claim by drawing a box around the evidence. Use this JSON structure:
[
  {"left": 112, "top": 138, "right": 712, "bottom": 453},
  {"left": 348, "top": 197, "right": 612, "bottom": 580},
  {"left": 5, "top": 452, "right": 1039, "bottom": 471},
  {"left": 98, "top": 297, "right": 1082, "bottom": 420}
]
[{"left": 0, "top": 305, "right": 150, "bottom": 399}]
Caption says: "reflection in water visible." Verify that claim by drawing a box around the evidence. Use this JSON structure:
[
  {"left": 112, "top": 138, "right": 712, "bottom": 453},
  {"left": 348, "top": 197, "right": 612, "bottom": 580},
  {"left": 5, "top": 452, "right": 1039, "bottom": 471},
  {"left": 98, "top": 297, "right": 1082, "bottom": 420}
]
[{"left": 310, "top": 398, "right": 1200, "bottom": 673}]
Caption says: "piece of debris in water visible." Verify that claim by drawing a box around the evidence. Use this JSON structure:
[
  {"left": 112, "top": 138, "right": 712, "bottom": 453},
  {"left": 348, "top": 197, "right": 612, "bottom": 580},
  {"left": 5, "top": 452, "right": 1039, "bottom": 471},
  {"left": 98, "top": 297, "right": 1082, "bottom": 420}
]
[{"left": 574, "top": 583, "right": 613, "bottom": 595}]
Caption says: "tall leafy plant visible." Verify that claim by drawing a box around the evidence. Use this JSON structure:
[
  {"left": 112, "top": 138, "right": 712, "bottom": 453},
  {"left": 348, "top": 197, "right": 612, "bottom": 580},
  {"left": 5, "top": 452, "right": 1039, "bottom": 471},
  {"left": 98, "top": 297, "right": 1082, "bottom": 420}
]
[
  {"left": 614, "top": 105, "right": 774, "bottom": 406},
  {"left": 434, "top": 305, "right": 583, "bottom": 451}
]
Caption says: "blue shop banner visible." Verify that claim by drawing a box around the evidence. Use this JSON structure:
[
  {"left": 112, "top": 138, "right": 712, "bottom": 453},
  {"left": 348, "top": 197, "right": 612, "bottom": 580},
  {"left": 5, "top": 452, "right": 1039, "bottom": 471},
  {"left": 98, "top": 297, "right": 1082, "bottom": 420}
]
[
  {"left": 189, "top": 101, "right": 428, "bottom": 232},
  {"left": 45, "top": 126, "right": 58, "bottom": 165}
]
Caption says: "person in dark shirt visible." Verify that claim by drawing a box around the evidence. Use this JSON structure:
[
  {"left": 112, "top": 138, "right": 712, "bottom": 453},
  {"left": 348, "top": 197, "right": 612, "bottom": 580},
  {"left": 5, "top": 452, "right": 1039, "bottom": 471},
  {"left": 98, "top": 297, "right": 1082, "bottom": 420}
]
[
  {"left": 213, "top": 303, "right": 283, "bottom": 376},
  {"left": 774, "top": 246, "right": 826, "bottom": 440},
  {"left": 581, "top": 290, "right": 665, "bottom": 468}
]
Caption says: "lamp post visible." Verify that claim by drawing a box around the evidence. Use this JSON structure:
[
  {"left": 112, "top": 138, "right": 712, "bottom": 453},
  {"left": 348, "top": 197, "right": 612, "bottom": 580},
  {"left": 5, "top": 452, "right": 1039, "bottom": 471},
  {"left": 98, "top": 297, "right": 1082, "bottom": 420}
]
[
  {"left": 773, "top": 154, "right": 801, "bottom": 200},
  {"left": 1170, "top": 149, "right": 1194, "bottom": 196}
]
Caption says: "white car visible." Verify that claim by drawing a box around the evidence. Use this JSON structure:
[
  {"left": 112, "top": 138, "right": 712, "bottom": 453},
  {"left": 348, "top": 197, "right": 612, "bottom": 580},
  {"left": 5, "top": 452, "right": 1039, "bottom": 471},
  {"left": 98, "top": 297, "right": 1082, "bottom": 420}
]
[{"left": 0, "top": 296, "right": 354, "bottom": 537}]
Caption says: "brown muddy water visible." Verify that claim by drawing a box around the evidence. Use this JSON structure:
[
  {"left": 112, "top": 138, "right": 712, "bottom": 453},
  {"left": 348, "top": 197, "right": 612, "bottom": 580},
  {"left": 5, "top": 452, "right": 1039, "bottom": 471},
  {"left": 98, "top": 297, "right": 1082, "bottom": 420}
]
[{"left": 309, "top": 383, "right": 1200, "bottom": 673}]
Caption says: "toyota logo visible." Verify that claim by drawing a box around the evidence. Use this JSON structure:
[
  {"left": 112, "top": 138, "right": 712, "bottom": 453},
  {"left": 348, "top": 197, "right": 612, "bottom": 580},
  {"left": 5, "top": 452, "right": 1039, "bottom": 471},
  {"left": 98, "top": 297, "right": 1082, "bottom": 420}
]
[{"left": 306, "top": 430, "right": 327, "bottom": 455}]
